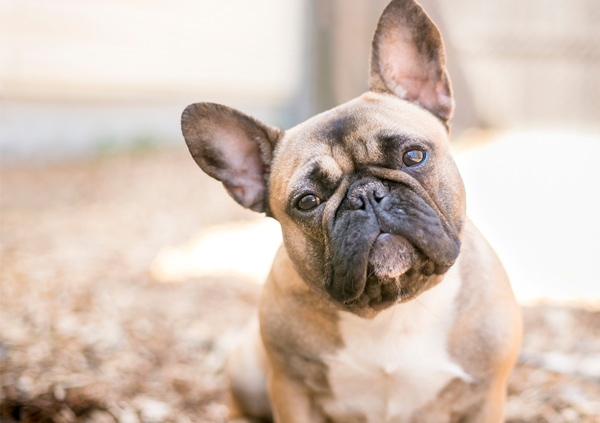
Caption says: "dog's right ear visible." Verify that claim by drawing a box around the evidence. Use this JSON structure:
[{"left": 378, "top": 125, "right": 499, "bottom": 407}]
[{"left": 181, "top": 103, "right": 283, "bottom": 213}]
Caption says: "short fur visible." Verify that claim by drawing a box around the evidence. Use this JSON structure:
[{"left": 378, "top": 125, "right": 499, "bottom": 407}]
[{"left": 181, "top": 1, "right": 521, "bottom": 422}]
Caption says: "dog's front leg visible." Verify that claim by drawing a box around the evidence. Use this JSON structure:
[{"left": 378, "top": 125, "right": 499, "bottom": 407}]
[
  {"left": 461, "top": 364, "right": 515, "bottom": 423},
  {"left": 268, "top": 370, "right": 326, "bottom": 423}
]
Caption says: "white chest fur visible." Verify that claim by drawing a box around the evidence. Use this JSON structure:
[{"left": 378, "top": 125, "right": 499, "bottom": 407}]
[{"left": 320, "top": 266, "right": 471, "bottom": 423}]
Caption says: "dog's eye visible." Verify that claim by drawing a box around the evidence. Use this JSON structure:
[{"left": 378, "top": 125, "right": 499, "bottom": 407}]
[
  {"left": 402, "top": 149, "right": 426, "bottom": 167},
  {"left": 297, "top": 194, "right": 320, "bottom": 211}
]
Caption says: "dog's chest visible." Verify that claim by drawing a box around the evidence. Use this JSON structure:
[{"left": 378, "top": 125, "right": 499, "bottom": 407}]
[{"left": 319, "top": 270, "right": 470, "bottom": 423}]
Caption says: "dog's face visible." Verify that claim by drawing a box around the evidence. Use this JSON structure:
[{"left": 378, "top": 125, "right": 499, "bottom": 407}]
[
  {"left": 269, "top": 93, "right": 464, "bottom": 312},
  {"left": 182, "top": 0, "right": 465, "bottom": 314}
]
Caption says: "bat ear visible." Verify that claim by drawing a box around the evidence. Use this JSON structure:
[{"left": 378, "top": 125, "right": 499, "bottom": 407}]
[
  {"left": 369, "top": 0, "right": 454, "bottom": 123},
  {"left": 181, "top": 103, "right": 283, "bottom": 213}
]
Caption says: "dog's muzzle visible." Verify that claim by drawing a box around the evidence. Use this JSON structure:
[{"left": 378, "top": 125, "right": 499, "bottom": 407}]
[{"left": 326, "top": 178, "right": 459, "bottom": 306}]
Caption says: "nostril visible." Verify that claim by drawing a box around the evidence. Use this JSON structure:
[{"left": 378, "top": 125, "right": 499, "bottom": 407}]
[
  {"left": 373, "top": 187, "right": 386, "bottom": 202},
  {"left": 345, "top": 180, "right": 388, "bottom": 210},
  {"left": 348, "top": 197, "right": 365, "bottom": 210}
]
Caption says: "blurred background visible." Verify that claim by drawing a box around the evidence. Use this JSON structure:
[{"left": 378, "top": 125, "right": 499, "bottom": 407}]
[{"left": 1, "top": 0, "right": 599, "bottom": 422}]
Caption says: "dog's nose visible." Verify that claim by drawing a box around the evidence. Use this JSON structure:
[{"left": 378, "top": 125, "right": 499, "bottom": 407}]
[{"left": 346, "top": 179, "right": 388, "bottom": 210}]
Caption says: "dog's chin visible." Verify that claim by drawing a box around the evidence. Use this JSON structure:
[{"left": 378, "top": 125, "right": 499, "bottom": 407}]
[
  {"left": 368, "top": 233, "right": 419, "bottom": 279},
  {"left": 339, "top": 233, "right": 440, "bottom": 312}
]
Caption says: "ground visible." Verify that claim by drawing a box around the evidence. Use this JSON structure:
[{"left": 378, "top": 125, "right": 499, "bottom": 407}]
[{"left": 1, "top": 147, "right": 599, "bottom": 423}]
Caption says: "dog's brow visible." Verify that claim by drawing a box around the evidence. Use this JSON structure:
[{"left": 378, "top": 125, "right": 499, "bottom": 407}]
[
  {"left": 378, "top": 133, "right": 433, "bottom": 150},
  {"left": 378, "top": 133, "right": 406, "bottom": 156},
  {"left": 319, "top": 115, "right": 357, "bottom": 145},
  {"left": 287, "top": 159, "right": 342, "bottom": 201},
  {"left": 307, "top": 165, "right": 340, "bottom": 192},
  {"left": 378, "top": 132, "right": 410, "bottom": 145}
]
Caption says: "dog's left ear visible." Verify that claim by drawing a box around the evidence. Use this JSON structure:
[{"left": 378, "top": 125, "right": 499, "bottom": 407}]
[{"left": 369, "top": 0, "right": 453, "bottom": 123}]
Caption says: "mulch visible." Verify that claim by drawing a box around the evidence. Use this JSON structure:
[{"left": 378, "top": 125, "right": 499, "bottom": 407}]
[{"left": 1, "top": 148, "right": 599, "bottom": 423}]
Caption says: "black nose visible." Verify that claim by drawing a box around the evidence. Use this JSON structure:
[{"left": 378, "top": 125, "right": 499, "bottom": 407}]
[{"left": 345, "top": 179, "right": 388, "bottom": 211}]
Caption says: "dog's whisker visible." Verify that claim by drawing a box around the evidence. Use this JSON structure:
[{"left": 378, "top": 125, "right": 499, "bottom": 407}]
[{"left": 414, "top": 297, "right": 440, "bottom": 320}]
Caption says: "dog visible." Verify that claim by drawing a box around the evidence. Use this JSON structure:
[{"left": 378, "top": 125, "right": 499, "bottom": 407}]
[{"left": 181, "top": 0, "right": 522, "bottom": 421}]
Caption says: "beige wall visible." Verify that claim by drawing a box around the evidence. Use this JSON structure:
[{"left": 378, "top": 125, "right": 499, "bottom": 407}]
[
  {"left": 0, "top": 0, "right": 309, "bottom": 160},
  {"left": 1, "top": 0, "right": 598, "bottom": 160},
  {"left": 0, "top": 0, "right": 306, "bottom": 105},
  {"left": 438, "top": 0, "right": 600, "bottom": 128}
]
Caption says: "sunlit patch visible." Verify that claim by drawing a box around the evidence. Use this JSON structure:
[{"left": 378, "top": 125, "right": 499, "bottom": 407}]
[
  {"left": 455, "top": 130, "right": 600, "bottom": 308},
  {"left": 149, "top": 219, "right": 282, "bottom": 284}
]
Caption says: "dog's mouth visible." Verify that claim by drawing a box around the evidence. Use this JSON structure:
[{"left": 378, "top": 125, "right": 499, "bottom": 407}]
[{"left": 335, "top": 233, "right": 439, "bottom": 310}]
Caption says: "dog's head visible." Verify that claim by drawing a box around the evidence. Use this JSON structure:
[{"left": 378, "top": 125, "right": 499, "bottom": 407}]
[{"left": 182, "top": 0, "right": 465, "bottom": 314}]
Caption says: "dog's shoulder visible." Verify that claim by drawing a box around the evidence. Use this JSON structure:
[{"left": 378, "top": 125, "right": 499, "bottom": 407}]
[
  {"left": 449, "top": 219, "right": 523, "bottom": 375},
  {"left": 259, "top": 247, "right": 342, "bottom": 392}
]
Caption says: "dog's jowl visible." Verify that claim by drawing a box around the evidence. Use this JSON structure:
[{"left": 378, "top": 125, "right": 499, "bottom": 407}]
[{"left": 181, "top": 0, "right": 522, "bottom": 422}]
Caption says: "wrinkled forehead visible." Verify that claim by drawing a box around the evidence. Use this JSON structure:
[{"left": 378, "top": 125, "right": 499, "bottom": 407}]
[{"left": 270, "top": 93, "right": 449, "bottom": 192}]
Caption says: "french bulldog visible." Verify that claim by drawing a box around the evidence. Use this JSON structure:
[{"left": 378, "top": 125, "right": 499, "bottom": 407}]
[{"left": 181, "top": 0, "right": 522, "bottom": 421}]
